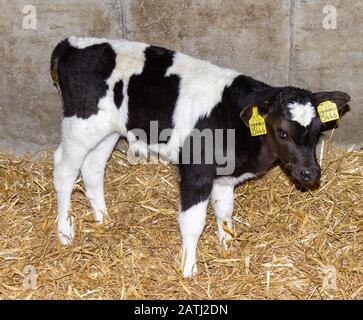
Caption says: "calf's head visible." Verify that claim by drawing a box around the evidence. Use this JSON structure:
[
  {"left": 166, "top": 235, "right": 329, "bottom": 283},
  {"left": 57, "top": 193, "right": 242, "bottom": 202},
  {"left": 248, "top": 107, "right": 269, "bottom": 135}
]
[{"left": 241, "top": 87, "right": 350, "bottom": 187}]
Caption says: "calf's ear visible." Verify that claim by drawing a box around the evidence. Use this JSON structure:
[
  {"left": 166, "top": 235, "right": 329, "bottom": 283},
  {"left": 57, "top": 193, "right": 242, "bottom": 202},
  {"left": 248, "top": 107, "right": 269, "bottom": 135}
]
[
  {"left": 314, "top": 91, "right": 350, "bottom": 111},
  {"left": 240, "top": 88, "right": 278, "bottom": 127}
]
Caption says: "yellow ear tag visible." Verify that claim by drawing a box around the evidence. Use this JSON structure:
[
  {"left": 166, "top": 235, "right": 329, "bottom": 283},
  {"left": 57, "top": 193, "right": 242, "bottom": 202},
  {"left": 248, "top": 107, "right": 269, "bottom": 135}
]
[
  {"left": 51, "top": 68, "right": 59, "bottom": 82},
  {"left": 249, "top": 106, "right": 267, "bottom": 136},
  {"left": 317, "top": 101, "right": 339, "bottom": 123}
]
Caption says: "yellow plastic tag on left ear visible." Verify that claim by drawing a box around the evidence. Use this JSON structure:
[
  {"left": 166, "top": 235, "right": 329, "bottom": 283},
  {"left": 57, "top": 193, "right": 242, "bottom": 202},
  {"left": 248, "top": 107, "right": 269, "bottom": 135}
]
[
  {"left": 317, "top": 101, "right": 339, "bottom": 123},
  {"left": 249, "top": 106, "right": 267, "bottom": 136}
]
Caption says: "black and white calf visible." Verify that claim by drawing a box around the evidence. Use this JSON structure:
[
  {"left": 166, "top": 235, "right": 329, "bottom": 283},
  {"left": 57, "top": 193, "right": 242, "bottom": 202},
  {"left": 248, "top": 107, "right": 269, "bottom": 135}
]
[{"left": 51, "top": 37, "right": 350, "bottom": 277}]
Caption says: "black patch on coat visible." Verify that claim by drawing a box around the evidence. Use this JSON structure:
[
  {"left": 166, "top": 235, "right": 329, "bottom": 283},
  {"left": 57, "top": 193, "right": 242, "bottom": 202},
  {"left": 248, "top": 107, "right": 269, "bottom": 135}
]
[
  {"left": 54, "top": 41, "right": 116, "bottom": 119},
  {"left": 113, "top": 80, "right": 124, "bottom": 109},
  {"left": 127, "top": 45, "right": 180, "bottom": 144},
  {"left": 178, "top": 163, "right": 216, "bottom": 212},
  {"left": 51, "top": 39, "right": 71, "bottom": 84}
]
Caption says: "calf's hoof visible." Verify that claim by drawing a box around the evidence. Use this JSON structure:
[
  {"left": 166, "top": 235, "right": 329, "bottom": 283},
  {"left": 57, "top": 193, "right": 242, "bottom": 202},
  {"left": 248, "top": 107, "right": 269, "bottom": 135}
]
[
  {"left": 181, "top": 260, "right": 198, "bottom": 278},
  {"left": 57, "top": 217, "right": 75, "bottom": 246},
  {"left": 220, "top": 237, "right": 232, "bottom": 257}
]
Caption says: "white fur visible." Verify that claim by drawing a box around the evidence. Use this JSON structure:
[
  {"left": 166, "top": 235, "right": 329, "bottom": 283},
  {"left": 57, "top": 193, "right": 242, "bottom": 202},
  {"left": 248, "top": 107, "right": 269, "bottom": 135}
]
[
  {"left": 178, "top": 200, "right": 209, "bottom": 277},
  {"left": 81, "top": 133, "right": 120, "bottom": 223},
  {"left": 211, "top": 183, "right": 234, "bottom": 251},
  {"left": 54, "top": 145, "right": 73, "bottom": 245},
  {"left": 54, "top": 114, "right": 119, "bottom": 245},
  {"left": 57, "top": 214, "right": 75, "bottom": 245},
  {"left": 68, "top": 36, "right": 110, "bottom": 49},
  {"left": 288, "top": 102, "right": 316, "bottom": 127},
  {"left": 216, "top": 172, "right": 256, "bottom": 186}
]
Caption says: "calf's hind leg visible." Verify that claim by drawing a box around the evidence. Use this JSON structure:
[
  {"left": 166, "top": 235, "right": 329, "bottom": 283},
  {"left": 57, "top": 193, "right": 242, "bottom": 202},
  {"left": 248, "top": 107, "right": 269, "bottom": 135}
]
[
  {"left": 81, "top": 133, "right": 120, "bottom": 224},
  {"left": 54, "top": 141, "right": 90, "bottom": 245},
  {"left": 54, "top": 118, "right": 111, "bottom": 245}
]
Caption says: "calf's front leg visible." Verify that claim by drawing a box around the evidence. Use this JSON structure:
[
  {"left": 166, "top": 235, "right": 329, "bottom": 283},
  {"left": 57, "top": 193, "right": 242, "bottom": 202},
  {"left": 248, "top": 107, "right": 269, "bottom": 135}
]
[
  {"left": 177, "top": 165, "right": 214, "bottom": 278},
  {"left": 178, "top": 200, "right": 209, "bottom": 278}
]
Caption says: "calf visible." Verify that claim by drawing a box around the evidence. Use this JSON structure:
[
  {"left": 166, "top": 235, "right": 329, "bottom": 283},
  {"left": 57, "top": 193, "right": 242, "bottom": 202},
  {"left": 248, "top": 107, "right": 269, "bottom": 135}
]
[{"left": 51, "top": 37, "right": 350, "bottom": 277}]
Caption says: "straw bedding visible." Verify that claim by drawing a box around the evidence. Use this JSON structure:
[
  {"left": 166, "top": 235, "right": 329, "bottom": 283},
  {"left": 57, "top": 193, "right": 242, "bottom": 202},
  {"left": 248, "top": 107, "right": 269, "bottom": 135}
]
[{"left": 0, "top": 142, "right": 362, "bottom": 300}]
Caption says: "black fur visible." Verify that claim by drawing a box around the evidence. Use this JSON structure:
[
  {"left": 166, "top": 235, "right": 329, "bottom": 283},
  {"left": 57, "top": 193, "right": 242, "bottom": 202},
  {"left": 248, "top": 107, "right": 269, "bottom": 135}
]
[
  {"left": 179, "top": 163, "right": 215, "bottom": 212},
  {"left": 51, "top": 39, "right": 71, "bottom": 83},
  {"left": 53, "top": 41, "right": 116, "bottom": 119},
  {"left": 114, "top": 80, "right": 124, "bottom": 109},
  {"left": 127, "top": 46, "right": 180, "bottom": 144}
]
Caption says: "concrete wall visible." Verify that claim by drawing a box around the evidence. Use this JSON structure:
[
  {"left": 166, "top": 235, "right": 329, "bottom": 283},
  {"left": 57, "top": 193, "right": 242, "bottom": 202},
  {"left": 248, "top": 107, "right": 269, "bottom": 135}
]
[
  {"left": 0, "top": 0, "right": 362, "bottom": 155},
  {"left": 290, "top": 0, "right": 363, "bottom": 147}
]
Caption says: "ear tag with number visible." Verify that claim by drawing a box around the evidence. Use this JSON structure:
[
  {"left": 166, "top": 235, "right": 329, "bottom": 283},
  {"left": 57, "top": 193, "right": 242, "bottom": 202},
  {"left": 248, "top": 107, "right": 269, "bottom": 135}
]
[
  {"left": 317, "top": 101, "right": 339, "bottom": 123},
  {"left": 249, "top": 106, "right": 267, "bottom": 136}
]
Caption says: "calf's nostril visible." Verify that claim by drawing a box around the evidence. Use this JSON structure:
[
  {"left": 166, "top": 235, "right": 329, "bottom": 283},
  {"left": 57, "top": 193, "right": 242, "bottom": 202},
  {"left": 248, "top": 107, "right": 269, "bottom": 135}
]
[
  {"left": 310, "top": 167, "right": 320, "bottom": 179},
  {"left": 300, "top": 170, "right": 311, "bottom": 181}
]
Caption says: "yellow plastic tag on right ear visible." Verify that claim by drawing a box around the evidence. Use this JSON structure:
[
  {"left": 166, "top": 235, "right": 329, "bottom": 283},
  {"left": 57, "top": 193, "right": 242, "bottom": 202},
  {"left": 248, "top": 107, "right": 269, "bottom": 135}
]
[
  {"left": 317, "top": 101, "right": 339, "bottom": 123},
  {"left": 249, "top": 106, "right": 267, "bottom": 136}
]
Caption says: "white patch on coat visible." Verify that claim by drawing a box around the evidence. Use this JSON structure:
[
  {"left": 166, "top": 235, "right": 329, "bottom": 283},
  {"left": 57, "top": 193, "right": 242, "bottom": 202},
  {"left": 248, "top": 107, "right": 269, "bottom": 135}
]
[
  {"left": 110, "top": 40, "right": 148, "bottom": 135},
  {"left": 178, "top": 200, "right": 209, "bottom": 277},
  {"left": 288, "top": 102, "right": 316, "bottom": 127},
  {"left": 81, "top": 133, "right": 120, "bottom": 223},
  {"left": 55, "top": 113, "right": 121, "bottom": 246},
  {"left": 61, "top": 112, "right": 118, "bottom": 146},
  {"left": 165, "top": 52, "right": 240, "bottom": 160},
  {"left": 68, "top": 36, "right": 110, "bottom": 49},
  {"left": 216, "top": 172, "right": 256, "bottom": 186}
]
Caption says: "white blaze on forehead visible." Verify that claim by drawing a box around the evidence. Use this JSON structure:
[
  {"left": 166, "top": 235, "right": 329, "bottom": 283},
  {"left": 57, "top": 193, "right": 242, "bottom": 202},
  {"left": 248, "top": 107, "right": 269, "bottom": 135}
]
[{"left": 288, "top": 102, "right": 316, "bottom": 127}]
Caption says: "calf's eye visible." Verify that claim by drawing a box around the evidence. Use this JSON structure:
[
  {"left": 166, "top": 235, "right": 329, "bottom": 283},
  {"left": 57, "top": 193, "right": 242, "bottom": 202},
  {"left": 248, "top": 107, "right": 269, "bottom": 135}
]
[{"left": 277, "top": 128, "right": 288, "bottom": 139}]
